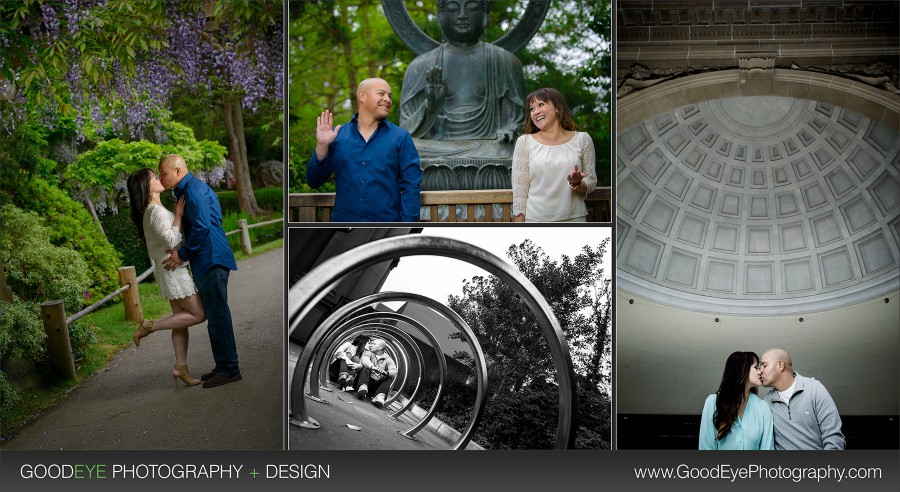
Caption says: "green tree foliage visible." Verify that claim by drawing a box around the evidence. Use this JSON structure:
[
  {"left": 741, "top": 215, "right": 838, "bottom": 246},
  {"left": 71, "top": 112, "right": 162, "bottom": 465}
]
[
  {"left": 168, "top": 91, "right": 283, "bottom": 167},
  {"left": 287, "top": 0, "right": 416, "bottom": 191},
  {"left": 6, "top": 180, "right": 120, "bottom": 299},
  {"left": 0, "top": 204, "right": 101, "bottom": 407},
  {"left": 2, "top": 1, "right": 281, "bottom": 215},
  {"left": 0, "top": 297, "right": 46, "bottom": 413},
  {"left": 0, "top": 0, "right": 170, "bottom": 113},
  {"left": 0, "top": 122, "right": 60, "bottom": 191},
  {"left": 449, "top": 239, "right": 611, "bottom": 387},
  {"left": 0, "top": 298, "right": 46, "bottom": 362},
  {"left": 0, "top": 204, "right": 92, "bottom": 309},
  {"left": 443, "top": 238, "right": 612, "bottom": 448},
  {"left": 514, "top": 0, "right": 612, "bottom": 186},
  {"left": 65, "top": 120, "right": 227, "bottom": 209},
  {"left": 99, "top": 208, "right": 151, "bottom": 274},
  {"left": 216, "top": 187, "right": 284, "bottom": 214}
]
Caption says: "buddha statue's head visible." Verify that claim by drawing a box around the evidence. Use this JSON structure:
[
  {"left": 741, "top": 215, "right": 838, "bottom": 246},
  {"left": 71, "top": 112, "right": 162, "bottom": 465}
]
[{"left": 438, "top": 0, "right": 490, "bottom": 45}]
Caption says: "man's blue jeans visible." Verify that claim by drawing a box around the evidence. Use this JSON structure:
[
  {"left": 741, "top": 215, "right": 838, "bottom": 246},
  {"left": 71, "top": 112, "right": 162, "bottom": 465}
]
[{"left": 195, "top": 266, "right": 240, "bottom": 377}]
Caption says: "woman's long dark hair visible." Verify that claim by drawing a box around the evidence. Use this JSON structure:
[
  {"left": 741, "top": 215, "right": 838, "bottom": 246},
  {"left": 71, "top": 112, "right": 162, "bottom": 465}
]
[
  {"left": 126, "top": 167, "right": 153, "bottom": 243},
  {"left": 713, "top": 351, "right": 759, "bottom": 441},
  {"left": 352, "top": 335, "right": 370, "bottom": 350},
  {"left": 522, "top": 87, "right": 577, "bottom": 134}
]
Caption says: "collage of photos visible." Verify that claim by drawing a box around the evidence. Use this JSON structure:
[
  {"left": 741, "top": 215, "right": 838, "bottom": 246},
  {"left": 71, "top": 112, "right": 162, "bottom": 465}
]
[{"left": 0, "top": 0, "right": 898, "bottom": 491}]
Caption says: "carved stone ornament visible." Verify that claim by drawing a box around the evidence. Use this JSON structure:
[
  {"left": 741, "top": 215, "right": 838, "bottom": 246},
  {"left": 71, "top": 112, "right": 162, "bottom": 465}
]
[{"left": 739, "top": 54, "right": 775, "bottom": 83}]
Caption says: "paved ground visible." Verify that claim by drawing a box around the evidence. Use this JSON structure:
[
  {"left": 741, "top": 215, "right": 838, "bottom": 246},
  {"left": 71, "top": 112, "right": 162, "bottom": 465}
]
[
  {"left": 2, "top": 249, "right": 284, "bottom": 450},
  {"left": 287, "top": 343, "right": 481, "bottom": 450}
]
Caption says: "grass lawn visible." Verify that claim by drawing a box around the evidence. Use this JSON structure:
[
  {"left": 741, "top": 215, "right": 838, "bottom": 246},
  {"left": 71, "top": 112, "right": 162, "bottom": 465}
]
[{"left": 0, "top": 239, "right": 282, "bottom": 437}]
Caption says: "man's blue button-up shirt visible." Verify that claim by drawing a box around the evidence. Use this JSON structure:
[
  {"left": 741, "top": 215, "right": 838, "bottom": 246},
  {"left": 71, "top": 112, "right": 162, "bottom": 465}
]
[
  {"left": 306, "top": 114, "right": 422, "bottom": 222},
  {"left": 173, "top": 172, "right": 237, "bottom": 279}
]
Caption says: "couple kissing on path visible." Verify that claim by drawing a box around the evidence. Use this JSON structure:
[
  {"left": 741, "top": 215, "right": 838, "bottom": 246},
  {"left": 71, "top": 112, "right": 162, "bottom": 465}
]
[{"left": 126, "top": 154, "right": 242, "bottom": 390}]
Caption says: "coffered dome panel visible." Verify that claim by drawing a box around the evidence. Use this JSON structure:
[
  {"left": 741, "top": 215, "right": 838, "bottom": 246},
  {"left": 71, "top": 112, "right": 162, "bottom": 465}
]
[{"left": 617, "top": 96, "right": 900, "bottom": 315}]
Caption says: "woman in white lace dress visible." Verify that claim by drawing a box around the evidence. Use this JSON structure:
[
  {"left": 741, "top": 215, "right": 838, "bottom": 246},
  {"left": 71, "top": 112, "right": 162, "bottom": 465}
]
[
  {"left": 126, "top": 167, "right": 206, "bottom": 389},
  {"left": 512, "top": 87, "right": 597, "bottom": 222}
]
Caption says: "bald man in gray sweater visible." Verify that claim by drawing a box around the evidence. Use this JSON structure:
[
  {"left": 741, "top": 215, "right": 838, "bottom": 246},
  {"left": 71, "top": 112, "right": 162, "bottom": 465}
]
[{"left": 759, "top": 348, "right": 845, "bottom": 450}]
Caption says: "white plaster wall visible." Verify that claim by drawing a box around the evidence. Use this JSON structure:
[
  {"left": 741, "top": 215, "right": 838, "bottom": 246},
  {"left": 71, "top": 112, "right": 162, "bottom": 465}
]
[{"left": 616, "top": 289, "right": 899, "bottom": 415}]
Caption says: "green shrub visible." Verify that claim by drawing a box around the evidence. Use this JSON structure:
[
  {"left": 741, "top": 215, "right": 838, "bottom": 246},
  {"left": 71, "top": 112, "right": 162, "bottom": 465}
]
[
  {"left": 0, "top": 295, "right": 46, "bottom": 416},
  {"left": 0, "top": 124, "right": 46, "bottom": 194},
  {"left": 221, "top": 210, "right": 283, "bottom": 251},
  {"left": 216, "top": 187, "right": 283, "bottom": 214},
  {"left": 100, "top": 208, "right": 152, "bottom": 274},
  {"left": 10, "top": 179, "right": 120, "bottom": 299},
  {"left": 159, "top": 121, "right": 228, "bottom": 171},
  {"left": 0, "top": 205, "right": 92, "bottom": 310},
  {"left": 0, "top": 297, "right": 46, "bottom": 362},
  {"left": 0, "top": 371, "right": 20, "bottom": 414},
  {"left": 67, "top": 321, "right": 98, "bottom": 362}
]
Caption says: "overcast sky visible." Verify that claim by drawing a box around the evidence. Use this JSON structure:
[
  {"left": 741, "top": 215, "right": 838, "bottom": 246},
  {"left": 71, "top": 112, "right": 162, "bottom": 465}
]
[{"left": 380, "top": 226, "right": 612, "bottom": 309}]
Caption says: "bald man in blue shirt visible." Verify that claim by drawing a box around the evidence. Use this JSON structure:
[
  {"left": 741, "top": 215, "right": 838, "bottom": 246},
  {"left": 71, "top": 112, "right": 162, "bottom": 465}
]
[
  {"left": 159, "top": 154, "right": 241, "bottom": 388},
  {"left": 307, "top": 78, "right": 422, "bottom": 222}
]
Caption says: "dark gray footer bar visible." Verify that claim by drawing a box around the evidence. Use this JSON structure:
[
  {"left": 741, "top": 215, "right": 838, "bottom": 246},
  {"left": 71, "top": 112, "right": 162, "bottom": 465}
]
[{"left": 0, "top": 450, "right": 897, "bottom": 492}]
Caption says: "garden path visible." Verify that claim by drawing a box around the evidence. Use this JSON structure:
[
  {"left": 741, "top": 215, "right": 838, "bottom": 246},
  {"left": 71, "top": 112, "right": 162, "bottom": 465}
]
[{"left": 3, "top": 248, "right": 284, "bottom": 450}]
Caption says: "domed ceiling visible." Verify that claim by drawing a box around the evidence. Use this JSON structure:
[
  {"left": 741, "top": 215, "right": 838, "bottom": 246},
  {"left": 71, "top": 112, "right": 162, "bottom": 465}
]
[{"left": 616, "top": 96, "right": 900, "bottom": 315}]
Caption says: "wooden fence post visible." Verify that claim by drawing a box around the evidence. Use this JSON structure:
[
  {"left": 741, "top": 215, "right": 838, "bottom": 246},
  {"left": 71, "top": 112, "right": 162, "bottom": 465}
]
[
  {"left": 0, "top": 255, "right": 12, "bottom": 302},
  {"left": 238, "top": 219, "right": 252, "bottom": 256},
  {"left": 41, "top": 300, "right": 77, "bottom": 379},
  {"left": 118, "top": 266, "right": 142, "bottom": 322}
]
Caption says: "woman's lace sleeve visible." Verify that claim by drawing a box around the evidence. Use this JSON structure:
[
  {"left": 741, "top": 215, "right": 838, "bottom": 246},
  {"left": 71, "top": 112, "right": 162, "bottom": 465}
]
[
  {"left": 512, "top": 135, "right": 530, "bottom": 216},
  {"left": 580, "top": 132, "right": 598, "bottom": 194},
  {"left": 149, "top": 206, "right": 183, "bottom": 249}
]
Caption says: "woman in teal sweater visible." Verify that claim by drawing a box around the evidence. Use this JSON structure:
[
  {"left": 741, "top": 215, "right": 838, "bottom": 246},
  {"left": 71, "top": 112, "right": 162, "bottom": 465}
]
[{"left": 699, "top": 351, "right": 774, "bottom": 450}]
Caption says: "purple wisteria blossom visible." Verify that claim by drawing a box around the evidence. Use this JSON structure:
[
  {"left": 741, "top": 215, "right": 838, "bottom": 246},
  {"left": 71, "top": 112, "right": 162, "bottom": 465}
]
[{"left": 3, "top": 1, "right": 283, "bottom": 138}]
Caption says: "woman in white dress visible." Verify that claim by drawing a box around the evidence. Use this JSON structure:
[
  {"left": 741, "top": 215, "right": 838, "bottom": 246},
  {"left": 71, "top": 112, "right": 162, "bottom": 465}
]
[
  {"left": 512, "top": 87, "right": 597, "bottom": 222},
  {"left": 126, "top": 167, "right": 206, "bottom": 389}
]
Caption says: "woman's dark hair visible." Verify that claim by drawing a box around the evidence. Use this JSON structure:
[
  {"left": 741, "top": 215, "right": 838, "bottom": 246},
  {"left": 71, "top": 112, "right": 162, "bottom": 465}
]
[
  {"left": 522, "top": 87, "right": 577, "bottom": 134},
  {"left": 352, "top": 335, "right": 370, "bottom": 348},
  {"left": 713, "top": 351, "right": 759, "bottom": 441},
  {"left": 126, "top": 167, "right": 154, "bottom": 243}
]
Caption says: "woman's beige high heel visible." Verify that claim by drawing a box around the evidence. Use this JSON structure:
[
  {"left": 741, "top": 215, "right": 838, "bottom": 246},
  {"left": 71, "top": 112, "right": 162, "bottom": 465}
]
[
  {"left": 132, "top": 319, "right": 154, "bottom": 347},
  {"left": 172, "top": 364, "right": 201, "bottom": 390}
]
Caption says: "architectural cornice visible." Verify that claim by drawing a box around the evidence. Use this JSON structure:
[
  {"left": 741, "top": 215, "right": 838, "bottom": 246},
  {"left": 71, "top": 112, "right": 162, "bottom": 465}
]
[{"left": 617, "top": 69, "right": 900, "bottom": 133}]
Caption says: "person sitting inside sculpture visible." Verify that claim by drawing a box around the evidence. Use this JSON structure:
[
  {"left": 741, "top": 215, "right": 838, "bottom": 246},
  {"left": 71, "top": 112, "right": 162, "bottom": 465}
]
[
  {"left": 400, "top": 0, "right": 525, "bottom": 159},
  {"left": 329, "top": 335, "right": 369, "bottom": 391},
  {"left": 353, "top": 338, "right": 398, "bottom": 408}
]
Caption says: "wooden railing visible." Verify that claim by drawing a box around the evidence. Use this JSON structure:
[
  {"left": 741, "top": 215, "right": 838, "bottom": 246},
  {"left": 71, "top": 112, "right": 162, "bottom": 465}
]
[
  {"left": 41, "top": 264, "right": 152, "bottom": 379},
  {"left": 225, "top": 217, "right": 282, "bottom": 255},
  {"left": 36, "top": 216, "right": 280, "bottom": 379},
  {"left": 288, "top": 188, "right": 612, "bottom": 223}
]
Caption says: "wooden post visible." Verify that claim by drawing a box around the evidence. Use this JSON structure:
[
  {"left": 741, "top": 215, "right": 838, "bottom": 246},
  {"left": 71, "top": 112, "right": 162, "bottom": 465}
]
[
  {"left": 118, "top": 266, "right": 142, "bottom": 322},
  {"left": 297, "top": 207, "right": 315, "bottom": 222},
  {"left": 0, "top": 255, "right": 12, "bottom": 302},
  {"left": 238, "top": 219, "right": 252, "bottom": 255},
  {"left": 41, "top": 300, "right": 77, "bottom": 379}
]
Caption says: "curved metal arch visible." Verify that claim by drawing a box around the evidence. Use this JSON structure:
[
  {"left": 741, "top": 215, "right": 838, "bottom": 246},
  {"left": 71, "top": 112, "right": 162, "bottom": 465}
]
[
  {"left": 313, "top": 324, "right": 410, "bottom": 404},
  {"left": 318, "top": 313, "right": 475, "bottom": 426},
  {"left": 288, "top": 234, "right": 577, "bottom": 449},
  {"left": 293, "top": 293, "right": 491, "bottom": 447},
  {"left": 321, "top": 321, "right": 425, "bottom": 410},
  {"left": 380, "top": 0, "right": 550, "bottom": 55},
  {"left": 315, "top": 328, "right": 404, "bottom": 393},
  {"left": 336, "top": 323, "right": 426, "bottom": 411},
  {"left": 292, "top": 305, "right": 448, "bottom": 441},
  {"left": 348, "top": 294, "right": 489, "bottom": 449}
]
